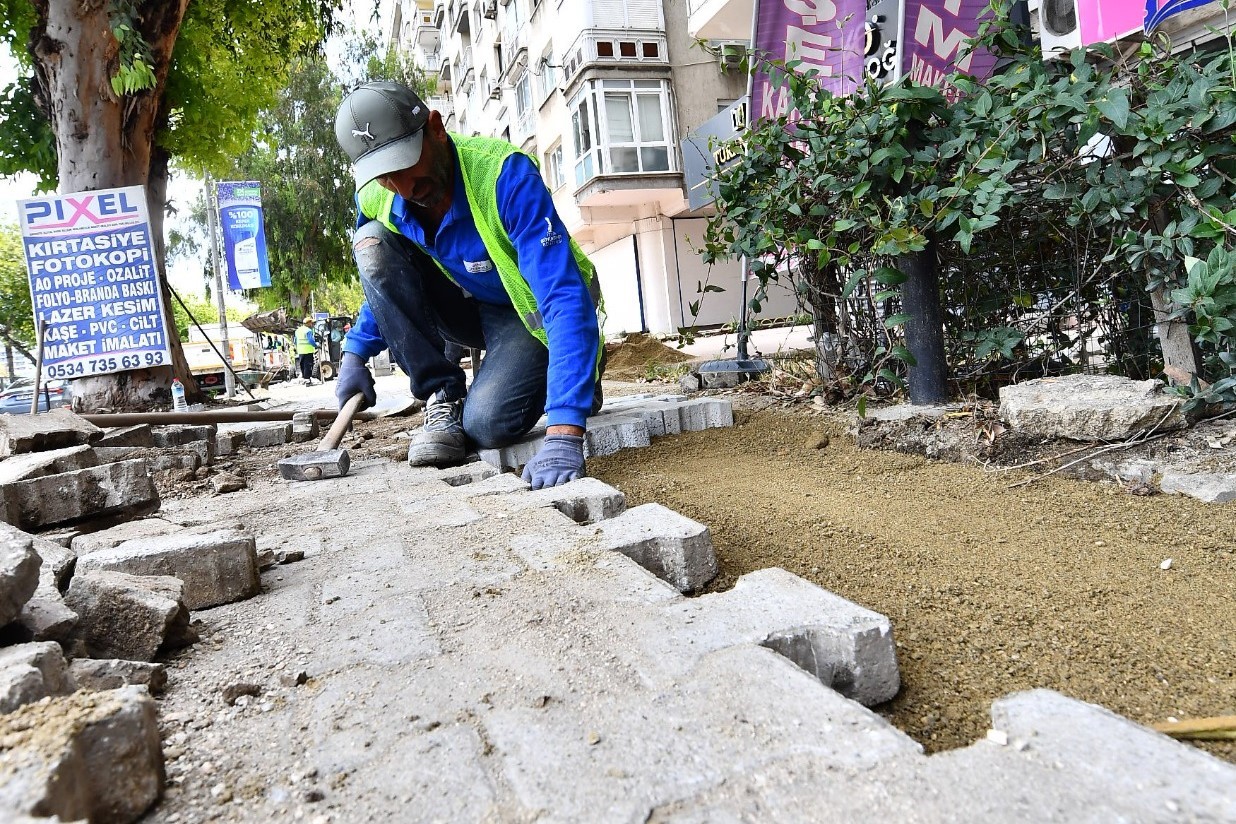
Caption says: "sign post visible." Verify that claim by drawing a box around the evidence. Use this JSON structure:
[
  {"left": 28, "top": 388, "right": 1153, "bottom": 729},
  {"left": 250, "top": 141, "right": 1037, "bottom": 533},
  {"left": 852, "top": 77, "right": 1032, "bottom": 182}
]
[{"left": 17, "top": 186, "right": 173, "bottom": 383}]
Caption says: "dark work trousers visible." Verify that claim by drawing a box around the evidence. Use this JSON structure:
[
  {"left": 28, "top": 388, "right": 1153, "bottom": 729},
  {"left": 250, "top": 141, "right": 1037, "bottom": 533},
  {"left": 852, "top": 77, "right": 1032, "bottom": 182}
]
[{"left": 297, "top": 352, "right": 315, "bottom": 381}]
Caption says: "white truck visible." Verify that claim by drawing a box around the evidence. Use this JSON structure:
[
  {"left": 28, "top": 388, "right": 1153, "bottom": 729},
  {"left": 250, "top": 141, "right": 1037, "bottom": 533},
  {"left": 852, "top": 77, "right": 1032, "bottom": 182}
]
[{"left": 182, "top": 323, "right": 292, "bottom": 393}]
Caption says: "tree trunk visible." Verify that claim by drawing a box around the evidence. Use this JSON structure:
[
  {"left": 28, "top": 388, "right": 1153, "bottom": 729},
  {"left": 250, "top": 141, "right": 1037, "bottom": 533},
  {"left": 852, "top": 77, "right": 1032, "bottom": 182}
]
[{"left": 31, "top": 0, "right": 192, "bottom": 411}]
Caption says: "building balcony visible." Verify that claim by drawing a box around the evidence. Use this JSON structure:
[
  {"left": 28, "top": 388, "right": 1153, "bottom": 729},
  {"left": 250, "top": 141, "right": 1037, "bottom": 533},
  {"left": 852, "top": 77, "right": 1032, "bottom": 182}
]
[
  {"left": 560, "top": 29, "right": 670, "bottom": 89},
  {"left": 687, "top": 0, "right": 753, "bottom": 40},
  {"left": 573, "top": 172, "right": 685, "bottom": 211},
  {"left": 433, "top": 0, "right": 446, "bottom": 27},
  {"left": 451, "top": 0, "right": 470, "bottom": 35},
  {"left": 457, "top": 62, "right": 475, "bottom": 94},
  {"left": 417, "top": 20, "right": 441, "bottom": 50}
]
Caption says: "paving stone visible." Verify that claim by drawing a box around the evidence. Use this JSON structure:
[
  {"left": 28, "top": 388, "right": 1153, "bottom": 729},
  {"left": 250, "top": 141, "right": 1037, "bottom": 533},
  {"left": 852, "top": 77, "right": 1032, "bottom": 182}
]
[
  {"left": 999, "top": 374, "right": 1186, "bottom": 441},
  {"left": 245, "top": 423, "right": 292, "bottom": 449},
  {"left": 675, "top": 397, "right": 734, "bottom": 431},
  {"left": 0, "top": 535, "right": 40, "bottom": 628},
  {"left": 436, "top": 461, "right": 499, "bottom": 487},
  {"left": 679, "top": 372, "right": 701, "bottom": 392},
  {"left": 0, "top": 445, "right": 99, "bottom": 486},
  {"left": 591, "top": 503, "right": 717, "bottom": 593},
  {"left": 11, "top": 586, "right": 78, "bottom": 643},
  {"left": 1, "top": 458, "right": 160, "bottom": 531},
  {"left": 0, "top": 409, "right": 103, "bottom": 457},
  {"left": 494, "top": 476, "right": 627, "bottom": 524},
  {"left": 655, "top": 567, "right": 900, "bottom": 706},
  {"left": 64, "top": 570, "right": 196, "bottom": 661},
  {"left": 214, "top": 430, "right": 247, "bottom": 456},
  {"left": 0, "top": 685, "right": 163, "bottom": 823},
  {"left": 95, "top": 424, "right": 155, "bottom": 448},
  {"left": 68, "top": 658, "right": 167, "bottom": 695},
  {"left": 1159, "top": 470, "right": 1236, "bottom": 503},
  {"left": 180, "top": 439, "right": 214, "bottom": 466},
  {"left": 0, "top": 642, "right": 75, "bottom": 713},
  {"left": 478, "top": 431, "right": 544, "bottom": 472},
  {"left": 291, "top": 412, "right": 319, "bottom": 442},
  {"left": 71, "top": 518, "right": 182, "bottom": 555},
  {"left": 151, "top": 423, "right": 216, "bottom": 447},
  {"left": 75, "top": 529, "right": 259, "bottom": 610},
  {"left": 583, "top": 415, "right": 650, "bottom": 457}
]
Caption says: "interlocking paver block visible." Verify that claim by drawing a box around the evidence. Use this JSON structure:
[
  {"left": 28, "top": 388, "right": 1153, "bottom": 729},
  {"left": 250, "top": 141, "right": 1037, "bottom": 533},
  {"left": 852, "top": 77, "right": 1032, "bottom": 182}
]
[
  {"left": 493, "top": 476, "right": 627, "bottom": 524},
  {"left": 591, "top": 503, "right": 717, "bottom": 592},
  {"left": 675, "top": 397, "right": 734, "bottom": 431},
  {"left": 245, "top": 423, "right": 292, "bottom": 449},
  {"left": 583, "top": 415, "right": 650, "bottom": 457},
  {"left": 1, "top": 459, "right": 160, "bottom": 531},
  {"left": 0, "top": 409, "right": 102, "bottom": 456}
]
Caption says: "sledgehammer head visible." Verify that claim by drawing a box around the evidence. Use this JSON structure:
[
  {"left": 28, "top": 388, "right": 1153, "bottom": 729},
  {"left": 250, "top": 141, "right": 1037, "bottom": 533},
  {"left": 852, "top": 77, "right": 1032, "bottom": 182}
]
[{"left": 278, "top": 448, "right": 351, "bottom": 481}]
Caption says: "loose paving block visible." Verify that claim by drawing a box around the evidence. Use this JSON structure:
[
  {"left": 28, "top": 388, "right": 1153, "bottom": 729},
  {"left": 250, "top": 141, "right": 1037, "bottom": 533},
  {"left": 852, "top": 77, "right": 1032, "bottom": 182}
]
[
  {"left": 1159, "top": 470, "right": 1236, "bottom": 503},
  {"left": 0, "top": 642, "right": 74, "bottom": 713},
  {"left": 675, "top": 397, "right": 734, "bottom": 431},
  {"left": 659, "top": 568, "right": 900, "bottom": 706},
  {"left": 65, "top": 571, "right": 196, "bottom": 661},
  {"left": 151, "top": 424, "right": 216, "bottom": 447},
  {"left": 496, "top": 476, "right": 627, "bottom": 524},
  {"left": 150, "top": 451, "right": 200, "bottom": 472},
  {"left": 478, "top": 429, "right": 545, "bottom": 472},
  {"left": 180, "top": 439, "right": 214, "bottom": 466},
  {"left": 999, "top": 374, "right": 1186, "bottom": 441},
  {"left": 436, "top": 461, "right": 499, "bottom": 487},
  {"left": 0, "top": 686, "right": 164, "bottom": 823},
  {"left": 591, "top": 503, "right": 717, "bottom": 593},
  {"left": 76, "top": 529, "right": 259, "bottom": 610},
  {"left": 0, "top": 523, "right": 76, "bottom": 592},
  {"left": 96, "top": 424, "right": 155, "bottom": 448},
  {"left": 245, "top": 423, "right": 292, "bottom": 448},
  {"left": 0, "top": 445, "right": 99, "bottom": 486},
  {"left": 71, "top": 518, "right": 182, "bottom": 555},
  {"left": 0, "top": 535, "right": 40, "bottom": 628},
  {"left": 0, "top": 409, "right": 102, "bottom": 457},
  {"left": 68, "top": 659, "right": 167, "bottom": 695},
  {"left": 291, "top": 412, "right": 319, "bottom": 442},
  {"left": 214, "top": 430, "right": 247, "bottom": 456},
  {"left": 583, "top": 415, "right": 650, "bottom": 458},
  {"left": 13, "top": 587, "right": 78, "bottom": 643},
  {"left": 1, "top": 459, "right": 160, "bottom": 531}
]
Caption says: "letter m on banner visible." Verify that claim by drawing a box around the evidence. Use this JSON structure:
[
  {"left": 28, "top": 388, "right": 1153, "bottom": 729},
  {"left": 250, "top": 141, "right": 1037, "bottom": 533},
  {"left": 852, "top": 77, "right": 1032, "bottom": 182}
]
[{"left": 901, "top": 0, "right": 998, "bottom": 99}]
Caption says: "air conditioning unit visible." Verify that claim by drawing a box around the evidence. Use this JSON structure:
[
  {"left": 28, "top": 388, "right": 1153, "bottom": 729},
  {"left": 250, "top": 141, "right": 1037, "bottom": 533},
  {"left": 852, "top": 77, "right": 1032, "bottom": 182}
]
[
  {"left": 482, "top": 0, "right": 497, "bottom": 19},
  {"left": 718, "top": 43, "right": 746, "bottom": 71},
  {"left": 488, "top": 85, "right": 503, "bottom": 101},
  {"left": 1029, "top": 0, "right": 1142, "bottom": 56}
]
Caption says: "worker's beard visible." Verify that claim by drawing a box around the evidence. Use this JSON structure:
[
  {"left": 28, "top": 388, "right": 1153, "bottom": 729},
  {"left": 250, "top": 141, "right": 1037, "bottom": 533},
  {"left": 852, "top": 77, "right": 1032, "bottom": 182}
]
[{"left": 406, "top": 162, "right": 453, "bottom": 209}]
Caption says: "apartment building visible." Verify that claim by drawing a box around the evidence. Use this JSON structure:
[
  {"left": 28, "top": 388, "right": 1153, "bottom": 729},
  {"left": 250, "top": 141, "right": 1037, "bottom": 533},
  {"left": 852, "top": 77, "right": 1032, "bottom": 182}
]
[{"left": 387, "top": 0, "right": 802, "bottom": 338}]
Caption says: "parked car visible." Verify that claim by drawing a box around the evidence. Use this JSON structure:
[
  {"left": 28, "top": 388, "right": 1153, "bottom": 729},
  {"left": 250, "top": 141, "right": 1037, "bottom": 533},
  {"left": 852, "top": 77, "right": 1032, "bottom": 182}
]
[{"left": 0, "top": 379, "right": 70, "bottom": 414}]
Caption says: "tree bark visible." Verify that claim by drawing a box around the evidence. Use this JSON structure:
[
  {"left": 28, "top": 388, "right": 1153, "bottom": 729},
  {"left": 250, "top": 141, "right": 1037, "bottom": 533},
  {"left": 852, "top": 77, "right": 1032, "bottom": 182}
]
[{"left": 31, "top": 0, "right": 193, "bottom": 411}]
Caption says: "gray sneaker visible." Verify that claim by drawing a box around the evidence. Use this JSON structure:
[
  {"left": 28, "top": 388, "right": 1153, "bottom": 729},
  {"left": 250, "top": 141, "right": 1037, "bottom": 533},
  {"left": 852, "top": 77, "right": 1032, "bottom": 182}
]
[{"left": 407, "top": 392, "right": 467, "bottom": 467}]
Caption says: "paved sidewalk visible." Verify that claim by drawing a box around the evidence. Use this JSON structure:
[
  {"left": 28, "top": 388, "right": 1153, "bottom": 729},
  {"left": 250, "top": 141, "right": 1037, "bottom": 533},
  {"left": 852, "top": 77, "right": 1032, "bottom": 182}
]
[{"left": 144, "top": 396, "right": 1236, "bottom": 823}]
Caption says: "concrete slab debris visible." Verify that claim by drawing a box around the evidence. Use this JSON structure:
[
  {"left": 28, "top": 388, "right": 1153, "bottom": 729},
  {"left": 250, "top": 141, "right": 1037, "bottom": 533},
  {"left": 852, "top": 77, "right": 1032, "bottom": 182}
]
[
  {"left": 999, "top": 374, "right": 1186, "bottom": 441},
  {"left": 75, "top": 529, "right": 260, "bottom": 610},
  {"left": 0, "top": 686, "right": 164, "bottom": 823},
  {"left": 0, "top": 408, "right": 103, "bottom": 457},
  {"left": 1159, "top": 470, "right": 1236, "bottom": 503},
  {"left": 64, "top": 570, "right": 197, "bottom": 661},
  {"left": 0, "top": 523, "right": 75, "bottom": 594},
  {"left": 0, "top": 642, "right": 75, "bottom": 713},
  {"left": 0, "top": 458, "right": 160, "bottom": 531},
  {"left": 11, "top": 587, "right": 78, "bottom": 643},
  {"left": 71, "top": 517, "right": 182, "bottom": 555},
  {"left": 95, "top": 424, "right": 155, "bottom": 448},
  {"left": 0, "top": 444, "right": 99, "bottom": 486},
  {"left": 245, "top": 423, "right": 292, "bottom": 449},
  {"left": 69, "top": 658, "right": 167, "bottom": 694},
  {"left": 0, "top": 535, "right": 40, "bottom": 628}
]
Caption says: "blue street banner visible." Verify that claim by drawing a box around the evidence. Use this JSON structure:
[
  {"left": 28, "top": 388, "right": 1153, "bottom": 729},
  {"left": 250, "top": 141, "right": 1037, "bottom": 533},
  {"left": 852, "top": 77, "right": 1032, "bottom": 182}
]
[
  {"left": 17, "top": 186, "right": 172, "bottom": 381},
  {"left": 216, "top": 180, "right": 272, "bottom": 290},
  {"left": 1145, "top": 0, "right": 1217, "bottom": 32}
]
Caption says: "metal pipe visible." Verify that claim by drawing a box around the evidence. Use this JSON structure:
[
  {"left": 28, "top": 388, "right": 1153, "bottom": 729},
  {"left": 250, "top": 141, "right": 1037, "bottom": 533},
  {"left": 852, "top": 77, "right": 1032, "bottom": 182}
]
[{"left": 81, "top": 408, "right": 385, "bottom": 426}]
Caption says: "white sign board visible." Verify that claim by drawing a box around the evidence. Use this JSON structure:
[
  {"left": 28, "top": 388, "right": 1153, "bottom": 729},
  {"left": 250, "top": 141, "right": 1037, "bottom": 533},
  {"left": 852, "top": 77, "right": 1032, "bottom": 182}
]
[{"left": 17, "top": 186, "right": 172, "bottom": 381}]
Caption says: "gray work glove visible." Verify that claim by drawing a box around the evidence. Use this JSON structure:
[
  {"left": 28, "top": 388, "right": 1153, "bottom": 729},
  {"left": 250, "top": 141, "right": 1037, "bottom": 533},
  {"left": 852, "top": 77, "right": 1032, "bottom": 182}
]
[
  {"left": 335, "top": 352, "right": 376, "bottom": 411},
  {"left": 521, "top": 434, "right": 585, "bottom": 490}
]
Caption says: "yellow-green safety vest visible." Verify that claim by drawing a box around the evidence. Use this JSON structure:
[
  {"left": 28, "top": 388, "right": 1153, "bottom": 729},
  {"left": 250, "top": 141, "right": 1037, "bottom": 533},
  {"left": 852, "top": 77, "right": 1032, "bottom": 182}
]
[
  {"left": 293, "top": 325, "right": 317, "bottom": 355},
  {"left": 356, "top": 133, "right": 605, "bottom": 350}
]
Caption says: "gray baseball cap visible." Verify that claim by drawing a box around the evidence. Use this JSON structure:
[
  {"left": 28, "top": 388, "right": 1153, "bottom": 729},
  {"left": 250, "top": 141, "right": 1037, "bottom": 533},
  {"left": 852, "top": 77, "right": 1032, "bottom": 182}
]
[{"left": 335, "top": 81, "right": 430, "bottom": 190}]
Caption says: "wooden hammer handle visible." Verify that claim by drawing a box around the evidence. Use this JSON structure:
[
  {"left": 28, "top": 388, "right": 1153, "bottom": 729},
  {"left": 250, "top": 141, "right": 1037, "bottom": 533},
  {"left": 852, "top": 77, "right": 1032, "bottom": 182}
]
[{"left": 319, "top": 393, "right": 366, "bottom": 451}]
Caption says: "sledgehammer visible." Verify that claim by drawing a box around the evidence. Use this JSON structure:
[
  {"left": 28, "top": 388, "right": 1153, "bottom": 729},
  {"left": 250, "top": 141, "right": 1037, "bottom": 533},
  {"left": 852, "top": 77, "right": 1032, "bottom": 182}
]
[{"left": 277, "top": 393, "right": 366, "bottom": 482}]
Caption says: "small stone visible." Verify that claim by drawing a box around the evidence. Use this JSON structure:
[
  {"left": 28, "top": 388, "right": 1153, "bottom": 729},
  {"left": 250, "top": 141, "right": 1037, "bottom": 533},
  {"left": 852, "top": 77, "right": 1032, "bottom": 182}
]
[
  {"left": 586, "top": 730, "right": 602, "bottom": 745},
  {"left": 986, "top": 728, "right": 1009, "bottom": 746},
  {"left": 1160, "top": 558, "right": 1173, "bottom": 570},
  {"left": 530, "top": 694, "right": 551, "bottom": 709},
  {"left": 211, "top": 472, "right": 246, "bottom": 494},
  {"left": 210, "top": 782, "right": 232, "bottom": 802},
  {"left": 275, "top": 549, "right": 305, "bottom": 565},
  {"left": 256, "top": 549, "right": 277, "bottom": 572},
  {"left": 806, "top": 433, "right": 830, "bottom": 450},
  {"left": 1093, "top": 540, "right": 1105, "bottom": 547},
  {"left": 194, "top": 466, "right": 210, "bottom": 480},
  {"left": 279, "top": 670, "right": 309, "bottom": 688},
  {"left": 323, "top": 596, "right": 340, "bottom": 605},
  {"left": 303, "top": 788, "right": 325, "bottom": 803},
  {"left": 222, "top": 682, "right": 262, "bottom": 705}
]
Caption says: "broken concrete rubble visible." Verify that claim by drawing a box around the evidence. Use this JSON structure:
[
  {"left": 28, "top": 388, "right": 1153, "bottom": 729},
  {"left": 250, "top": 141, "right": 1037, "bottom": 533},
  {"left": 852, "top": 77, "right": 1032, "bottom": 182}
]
[
  {"left": 0, "top": 444, "right": 99, "bottom": 486},
  {"left": 68, "top": 658, "right": 167, "bottom": 695},
  {"left": 64, "top": 570, "right": 196, "bottom": 661},
  {"left": 0, "top": 408, "right": 103, "bottom": 457},
  {"left": 0, "top": 642, "right": 75, "bottom": 713},
  {"left": 0, "top": 685, "right": 164, "bottom": 823},
  {"left": 1, "top": 458, "right": 160, "bottom": 531},
  {"left": 10, "top": 587, "right": 78, "bottom": 644},
  {"left": 999, "top": 374, "right": 1186, "bottom": 441},
  {"left": 0, "top": 536, "right": 40, "bottom": 629}
]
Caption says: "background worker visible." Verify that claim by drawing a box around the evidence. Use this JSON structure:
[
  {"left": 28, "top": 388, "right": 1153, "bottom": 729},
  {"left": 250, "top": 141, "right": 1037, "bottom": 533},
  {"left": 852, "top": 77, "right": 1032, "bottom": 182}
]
[
  {"left": 331, "top": 81, "right": 604, "bottom": 489},
  {"left": 294, "top": 316, "right": 318, "bottom": 385}
]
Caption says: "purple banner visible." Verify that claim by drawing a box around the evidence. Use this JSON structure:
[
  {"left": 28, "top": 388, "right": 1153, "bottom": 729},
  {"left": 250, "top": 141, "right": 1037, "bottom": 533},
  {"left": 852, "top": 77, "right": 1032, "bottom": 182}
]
[
  {"left": 751, "top": 0, "right": 866, "bottom": 123},
  {"left": 902, "top": 0, "right": 997, "bottom": 100}
]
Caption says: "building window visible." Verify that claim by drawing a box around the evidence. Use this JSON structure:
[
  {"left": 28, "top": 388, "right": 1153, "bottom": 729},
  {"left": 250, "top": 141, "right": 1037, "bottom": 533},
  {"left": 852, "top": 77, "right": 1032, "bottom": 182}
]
[
  {"left": 569, "top": 78, "right": 673, "bottom": 185},
  {"left": 535, "top": 51, "right": 558, "bottom": 102},
  {"left": 545, "top": 143, "right": 564, "bottom": 190}
]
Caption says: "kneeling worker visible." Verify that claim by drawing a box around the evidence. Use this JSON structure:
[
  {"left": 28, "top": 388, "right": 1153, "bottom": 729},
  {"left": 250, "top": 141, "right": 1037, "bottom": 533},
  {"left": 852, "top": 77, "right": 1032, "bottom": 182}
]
[{"left": 332, "top": 81, "right": 604, "bottom": 489}]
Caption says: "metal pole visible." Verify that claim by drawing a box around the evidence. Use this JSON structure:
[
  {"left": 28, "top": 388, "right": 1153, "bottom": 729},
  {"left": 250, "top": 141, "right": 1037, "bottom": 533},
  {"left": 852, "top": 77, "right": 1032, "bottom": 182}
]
[
  {"left": 29, "top": 317, "right": 46, "bottom": 415},
  {"left": 204, "top": 174, "right": 237, "bottom": 398}
]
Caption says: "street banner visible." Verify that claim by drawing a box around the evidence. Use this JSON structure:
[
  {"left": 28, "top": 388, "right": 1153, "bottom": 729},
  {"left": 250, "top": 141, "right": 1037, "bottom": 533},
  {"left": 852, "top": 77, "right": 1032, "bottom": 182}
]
[
  {"left": 17, "top": 186, "right": 172, "bottom": 381},
  {"left": 216, "top": 180, "right": 272, "bottom": 290},
  {"left": 1144, "top": 0, "right": 1217, "bottom": 32},
  {"left": 902, "top": 0, "right": 998, "bottom": 100},
  {"left": 751, "top": 0, "right": 867, "bottom": 122}
]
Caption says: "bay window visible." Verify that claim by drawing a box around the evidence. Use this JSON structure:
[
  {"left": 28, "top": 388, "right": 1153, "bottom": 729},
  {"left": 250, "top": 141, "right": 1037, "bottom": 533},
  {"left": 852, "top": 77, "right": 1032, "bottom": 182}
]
[{"left": 569, "top": 79, "right": 674, "bottom": 187}]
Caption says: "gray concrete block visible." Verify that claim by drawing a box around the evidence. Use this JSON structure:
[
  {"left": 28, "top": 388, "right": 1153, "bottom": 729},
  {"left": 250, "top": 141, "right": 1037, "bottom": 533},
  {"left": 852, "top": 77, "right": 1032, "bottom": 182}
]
[
  {"left": 675, "top": 397, "right": 734, "bottom": 431},
  {"left": 0, "top": 685, "right": 164, "bottom": 823},
  {"left": 0, "top": 445, "right": 99, "bottom": 486},
  {"left": 65, "top": 571, "right": 196, "bottom": 661},
  {"left": 1, "top": 458, "right": 160, "bottom": 531},
  {"left": 479, "top": 431, "right": 544, "bottom": 472},
  {"left": 0, "top": 535, "right": 40, "bottom": 627},
  {"left": 583, "top": 415, "right": 650, "bottom": 457},
  {"left": 0, "top": 642, "right": 74, "bottom": 713},
  {"left": 180, "top": 438, "right": 214, "bottom": 466},
  {"left": 151, "top": 450, "right": 201, "bottom": 472},
  {"left": 510, "top": 476, "right": 627, "bottom": 524},
  {"left": 76, "top": 528, "right": 259, "bottom": 610},
  {"left": 1159, "top": 470, "right": 1236, "bottom": 503},
  {"left": 151, "top": 423, "right": 216, "bottom": 447},
  {"left": 68, "top": 658, "right": 167, "bottom": 694},
  {"left": 245, "top": 423, "right": 292, "bottom": 448},
  {"left": 638, "top": 401, "right": 686, "bottom": 437},
  {"left": 14, "top": 586, "right": 78, "bottom": 643},
  {"left": 95, "top": 424, "right": 155, "bottom": 448},
  {"left": 71, "top": 517, "right": 182, "bottom": 555},
  {"left": 214, "top": 430, "right": 247, "bottom": 456},
  {"left": 291, "top": 412, "right": 319, "bottom": 442},
  {"left": 999, "top": 374, "right": 1185, "bottom": 440},
  {"left": 0, "top": 408, "right": 102, "bottom": 457},
  {"left": 592, "top": 503, "right": 718, "bottom": 593},
  {"left": 435, "top": 461, "right": 499, "bottom": 487},
  {"left": 0, "top": 522, "right": 77, "bottom": 592},
  {"left": 453, "top": 471, "right": 528, "bottom": 498},
  {"left": 665, "top": 568, "right": 900, "bottom": 706}
]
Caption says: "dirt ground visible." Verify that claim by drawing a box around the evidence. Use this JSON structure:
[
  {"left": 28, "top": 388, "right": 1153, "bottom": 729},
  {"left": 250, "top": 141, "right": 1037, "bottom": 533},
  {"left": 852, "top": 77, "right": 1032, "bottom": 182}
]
[
  {"left": 588, "top": 393, "right": 1236, "bottom": 765},
  {"left": 175, "top": 368, "right": 1235, "bottom": 766}
]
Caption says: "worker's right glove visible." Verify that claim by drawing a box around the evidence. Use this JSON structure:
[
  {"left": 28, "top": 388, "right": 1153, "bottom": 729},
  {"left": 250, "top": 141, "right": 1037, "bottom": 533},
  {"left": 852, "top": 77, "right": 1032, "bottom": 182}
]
[{"left": 335, "top": 352, "right": 376, "bottom": 411}]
